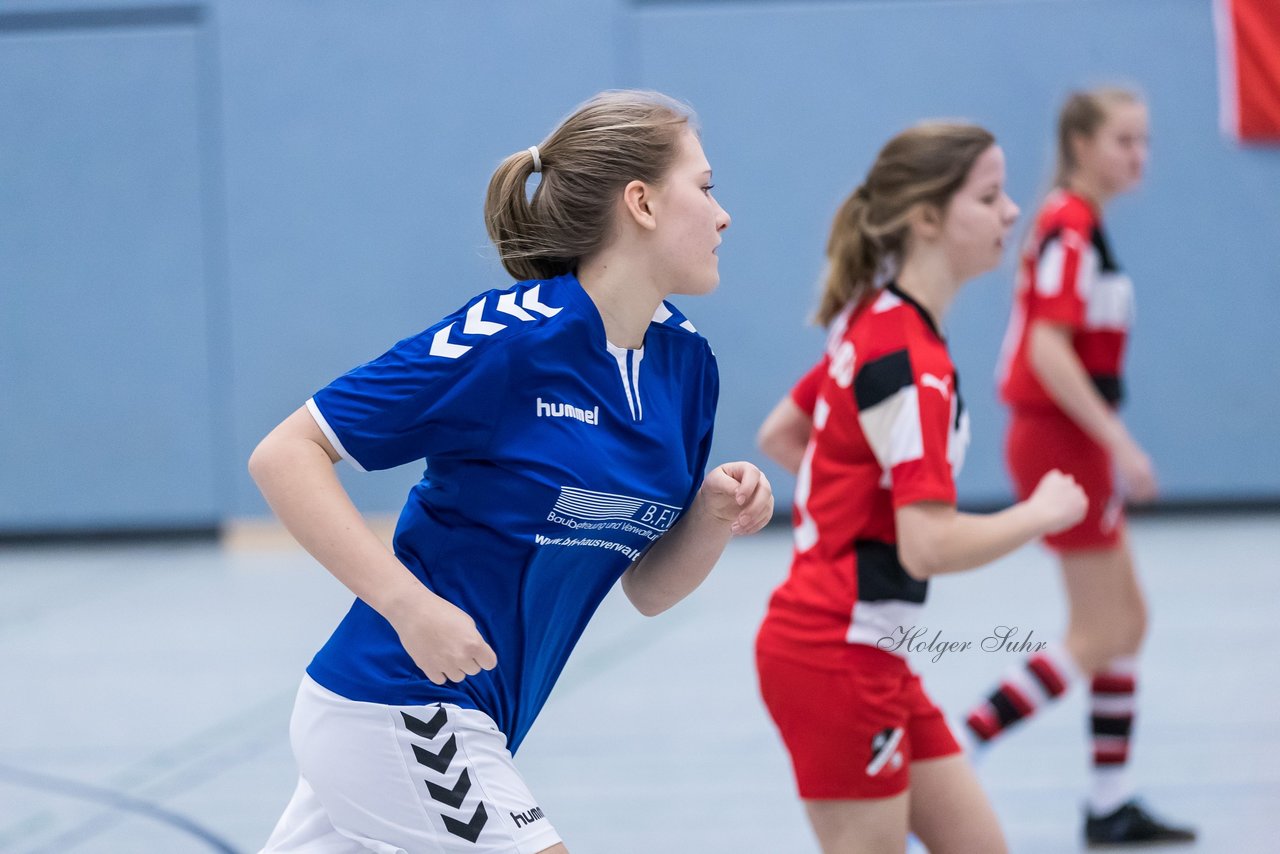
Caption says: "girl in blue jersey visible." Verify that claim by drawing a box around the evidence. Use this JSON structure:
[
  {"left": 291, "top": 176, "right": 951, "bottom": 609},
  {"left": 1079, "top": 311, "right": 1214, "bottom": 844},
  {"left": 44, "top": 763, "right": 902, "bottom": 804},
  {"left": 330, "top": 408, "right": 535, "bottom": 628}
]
[{"left": 250, "top": 90, "right": 773, "bottom": 854}]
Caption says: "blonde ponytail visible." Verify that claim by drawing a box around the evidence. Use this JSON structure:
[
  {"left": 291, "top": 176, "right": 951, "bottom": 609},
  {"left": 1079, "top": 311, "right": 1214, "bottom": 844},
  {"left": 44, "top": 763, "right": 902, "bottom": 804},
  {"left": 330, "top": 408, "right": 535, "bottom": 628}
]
[
  {"left": 815, "top": 122, "right": 996, "bottom": 326},
  {"left": 816, "top": 187, "right": 880, "bottom": 326},
  {"left": 484, "top": 90, "right": 696, "bottom": 281}
]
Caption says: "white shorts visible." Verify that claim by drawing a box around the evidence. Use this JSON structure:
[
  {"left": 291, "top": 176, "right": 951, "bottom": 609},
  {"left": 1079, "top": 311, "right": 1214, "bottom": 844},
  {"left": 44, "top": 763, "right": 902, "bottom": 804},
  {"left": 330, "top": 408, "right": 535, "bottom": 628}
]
[{"left": 261, "top": 675, "right": 562, "bottom": 854}]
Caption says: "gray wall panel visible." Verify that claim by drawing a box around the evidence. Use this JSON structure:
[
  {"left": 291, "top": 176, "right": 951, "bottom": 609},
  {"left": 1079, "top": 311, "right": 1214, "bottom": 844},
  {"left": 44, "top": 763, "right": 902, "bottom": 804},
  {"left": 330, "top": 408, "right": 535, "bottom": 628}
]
[{"left": 0, "top": 19, "right": 220, "bottom": 529}]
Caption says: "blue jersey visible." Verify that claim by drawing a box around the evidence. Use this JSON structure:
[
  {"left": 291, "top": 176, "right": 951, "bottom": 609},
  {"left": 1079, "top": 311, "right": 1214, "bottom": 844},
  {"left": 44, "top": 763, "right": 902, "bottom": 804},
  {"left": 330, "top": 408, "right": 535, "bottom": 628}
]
[{"left": 304, "top": 273, "right": 718, "bottom": 753}]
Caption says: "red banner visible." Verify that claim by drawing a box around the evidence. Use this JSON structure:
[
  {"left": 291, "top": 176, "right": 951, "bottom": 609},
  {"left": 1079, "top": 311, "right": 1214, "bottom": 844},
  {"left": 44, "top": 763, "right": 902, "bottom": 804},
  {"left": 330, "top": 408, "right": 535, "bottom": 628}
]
[{"left": 1216, "top": 0, "right": 1280, "bottom": 142}]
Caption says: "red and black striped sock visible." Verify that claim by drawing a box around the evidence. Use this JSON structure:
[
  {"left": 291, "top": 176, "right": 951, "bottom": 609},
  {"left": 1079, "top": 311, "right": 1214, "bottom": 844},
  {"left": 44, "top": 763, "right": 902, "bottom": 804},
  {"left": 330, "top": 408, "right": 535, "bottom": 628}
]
[
  {"left": 965, "top": 643, "right": 1079, "bottom": 744},
  {"left": 1089, "top": 656, "right": 1137, "bottom": 814}
]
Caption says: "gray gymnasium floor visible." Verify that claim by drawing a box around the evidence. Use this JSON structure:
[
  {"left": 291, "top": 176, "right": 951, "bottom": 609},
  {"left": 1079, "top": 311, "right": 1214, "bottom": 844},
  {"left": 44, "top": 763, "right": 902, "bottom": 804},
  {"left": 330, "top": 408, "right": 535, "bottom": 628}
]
[{"left": 1, "top": 513, "right": 1276, "bottom": 853}]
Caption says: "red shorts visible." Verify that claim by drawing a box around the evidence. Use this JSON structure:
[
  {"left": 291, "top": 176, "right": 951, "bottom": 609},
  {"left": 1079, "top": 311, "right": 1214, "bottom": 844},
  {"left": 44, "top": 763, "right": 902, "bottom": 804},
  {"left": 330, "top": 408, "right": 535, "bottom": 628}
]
[
  {"left": 755, "top": 644, "right": 959, "bottom": 800},
  {"left": 1006, "top": 410, "right": 1125, "bottom": 553}
]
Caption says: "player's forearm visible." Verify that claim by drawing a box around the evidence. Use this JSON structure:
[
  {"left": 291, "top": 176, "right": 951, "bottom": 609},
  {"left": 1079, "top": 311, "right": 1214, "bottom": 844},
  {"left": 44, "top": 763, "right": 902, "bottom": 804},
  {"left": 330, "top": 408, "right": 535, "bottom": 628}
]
[
  {"left": 247, "top": 431, "right": 426, "bottom": 618},
  {"left": 620, "top": 496, "right": 732, "bottom": 616},
  {"left": 1028, "top": 323, "right": 1128, "bottom": 450},
  {"left": 757, "top": 397, "right": 811, "bottom": 475},
  {"left": 896, "top": 502, "right": 1049, "bottom": 580}
]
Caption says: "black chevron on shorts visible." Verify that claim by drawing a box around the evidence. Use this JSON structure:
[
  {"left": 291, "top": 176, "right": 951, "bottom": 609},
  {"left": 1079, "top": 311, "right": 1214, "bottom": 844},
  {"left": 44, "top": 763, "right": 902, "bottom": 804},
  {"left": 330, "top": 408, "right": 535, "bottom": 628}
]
[
  {"left": 402, "top": 706, "right": 448, "bottom": 740},
  {"left": 427, "top": 768, "right": 472, "bottom": 809},
  {"left": 412, "top": 734, "right": 457, "bottom": 773},
  {"left": 443, "top": 801, "right": 488, "bottom": 843}
]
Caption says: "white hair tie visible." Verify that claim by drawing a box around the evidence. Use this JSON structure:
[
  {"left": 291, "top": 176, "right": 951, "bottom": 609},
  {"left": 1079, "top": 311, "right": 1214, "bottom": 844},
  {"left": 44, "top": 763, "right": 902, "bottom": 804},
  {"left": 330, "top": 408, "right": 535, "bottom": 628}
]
[{"left": 528, "top": 146, "right": 542, "bottom": 173}]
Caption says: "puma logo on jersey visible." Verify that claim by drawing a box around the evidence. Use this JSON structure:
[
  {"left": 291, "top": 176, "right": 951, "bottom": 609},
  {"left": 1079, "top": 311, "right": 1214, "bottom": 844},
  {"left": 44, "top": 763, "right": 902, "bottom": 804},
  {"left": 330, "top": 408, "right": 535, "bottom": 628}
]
[
  {"left": 537, "top": 397, "right": 599, "bottom": 426},
  {"left": 511, "top": 806, "right": 545, "bottom": 829},
  {"left": 866, "top": 726, "right": 905, "bottom": 777},
  {"left": 920, "top": 372, "right": 952, "bottom": 397}
]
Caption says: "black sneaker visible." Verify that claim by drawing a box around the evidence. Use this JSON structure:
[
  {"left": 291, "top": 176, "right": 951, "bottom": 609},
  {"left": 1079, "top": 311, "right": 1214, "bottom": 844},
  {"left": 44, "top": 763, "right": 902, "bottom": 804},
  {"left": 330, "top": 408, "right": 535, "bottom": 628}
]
[{"left": 1085, "top": 799, "right": 1197, "bottom": 846}]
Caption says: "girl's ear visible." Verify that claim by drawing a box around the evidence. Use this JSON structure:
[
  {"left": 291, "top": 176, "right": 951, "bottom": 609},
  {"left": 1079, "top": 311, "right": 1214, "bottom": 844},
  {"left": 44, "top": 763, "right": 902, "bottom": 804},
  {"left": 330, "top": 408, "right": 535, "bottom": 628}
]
[
  {"left": 908, "top": 202, "right": 944, "bottom": 241},
  {"left": 621, "top": 179, "right": 658, "bottom": 231}
]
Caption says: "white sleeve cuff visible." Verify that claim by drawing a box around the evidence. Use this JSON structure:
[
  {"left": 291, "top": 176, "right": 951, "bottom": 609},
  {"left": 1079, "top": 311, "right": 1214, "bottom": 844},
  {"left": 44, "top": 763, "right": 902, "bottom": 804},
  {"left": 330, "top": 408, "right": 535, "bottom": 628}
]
[{"left": 305, "top": 397, "right": 368, "bottom": 472}]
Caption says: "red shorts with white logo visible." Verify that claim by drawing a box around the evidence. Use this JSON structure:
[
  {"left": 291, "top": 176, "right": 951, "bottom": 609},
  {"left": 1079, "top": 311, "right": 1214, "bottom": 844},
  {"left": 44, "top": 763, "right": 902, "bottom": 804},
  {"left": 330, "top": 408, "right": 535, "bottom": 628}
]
[
  {"left": 755, "top": 643, "right": 959, "bottom": 800},
  {"left": 1006, "top": 409, "right": 1125, "bottom": 553}
]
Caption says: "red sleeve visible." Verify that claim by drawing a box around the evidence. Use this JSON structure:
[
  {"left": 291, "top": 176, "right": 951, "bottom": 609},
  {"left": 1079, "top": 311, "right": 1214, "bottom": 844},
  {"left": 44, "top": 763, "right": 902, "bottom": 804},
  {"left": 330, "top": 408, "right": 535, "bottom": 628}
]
[
  {"left": 851, "top": 339, "right": 957, "bottom": 509},
  {"left": 1030, "top": 223, "right": 1094, "bottom": 331},
  {"left": 789, "top": 357, "right": 828, "bottom": 417},
  {"left": 888, "top": 344, "right": 958, "bottom": 509}
]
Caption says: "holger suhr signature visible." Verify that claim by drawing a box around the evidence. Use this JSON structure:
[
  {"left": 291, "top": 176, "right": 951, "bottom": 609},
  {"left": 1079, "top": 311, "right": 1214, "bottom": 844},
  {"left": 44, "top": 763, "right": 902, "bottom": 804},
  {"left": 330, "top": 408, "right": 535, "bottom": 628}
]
[{"left": 878, "top": 626, "right": 1049, "bottom": 663}]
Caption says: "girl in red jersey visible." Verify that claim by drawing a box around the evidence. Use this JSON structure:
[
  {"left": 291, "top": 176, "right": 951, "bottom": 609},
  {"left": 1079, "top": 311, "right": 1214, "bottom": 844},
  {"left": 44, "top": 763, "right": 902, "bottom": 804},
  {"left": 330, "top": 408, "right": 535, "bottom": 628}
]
[
  {"left": 754, "top": 123, "right": 1087, "bottom": 854},
  {"left": 961, "top": 88, "right": 1196, "bottom": 846}
]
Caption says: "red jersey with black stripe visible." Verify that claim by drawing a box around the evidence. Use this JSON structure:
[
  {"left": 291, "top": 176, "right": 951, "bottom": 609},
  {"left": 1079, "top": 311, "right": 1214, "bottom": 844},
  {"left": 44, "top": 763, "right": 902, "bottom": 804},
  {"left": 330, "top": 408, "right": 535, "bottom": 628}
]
[
  {"left": 998, "top": 189, "right": 1134, "bottom": 410},
  {"left": 757, "top": 284, "right": 970, "bottom": 667}
]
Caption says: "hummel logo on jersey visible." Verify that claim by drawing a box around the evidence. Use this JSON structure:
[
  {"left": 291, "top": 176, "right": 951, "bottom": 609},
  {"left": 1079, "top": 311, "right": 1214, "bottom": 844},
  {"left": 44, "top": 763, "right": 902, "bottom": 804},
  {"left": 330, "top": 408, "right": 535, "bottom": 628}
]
[
  {"left": 537, "top": 397, "right": 599, "bottom": 426},
  {"left": 511, "top": 806, "right": 545, "bottom": 829},
  {"left": 920, "top": 372, "right": 952, "bottom": 397},
  {"left": 866, "top": 726, "right": 905, "bottom": 777}
]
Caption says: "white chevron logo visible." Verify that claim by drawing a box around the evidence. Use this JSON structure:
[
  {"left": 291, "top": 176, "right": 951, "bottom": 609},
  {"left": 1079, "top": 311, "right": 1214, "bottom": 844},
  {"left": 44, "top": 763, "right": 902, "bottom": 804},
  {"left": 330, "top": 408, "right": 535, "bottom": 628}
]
[
  {"left": 521, "top": 284, "right": 561, "bottom": 318},
  {"left": 496, "top": 291, "right": 535, "bottom": 321},
  {"left": 430, "top": 324, "right": 471, "bottom": 359},
  {"left": 463, "top": 299, "right": 506, "bottom": 336},
  {"left": 428, "top": 288, "right": 563, "bottom": 359}
]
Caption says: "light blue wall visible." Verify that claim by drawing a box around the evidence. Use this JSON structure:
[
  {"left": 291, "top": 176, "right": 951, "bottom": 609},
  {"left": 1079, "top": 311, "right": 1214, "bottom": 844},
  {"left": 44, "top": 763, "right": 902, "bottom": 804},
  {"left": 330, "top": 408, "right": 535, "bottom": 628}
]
[
  {"left": 2, "top": 0, "right": 1276, "bottom": 532},
  {"left": 0, "top": 6, "right": 224, "bottom": 529}
]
